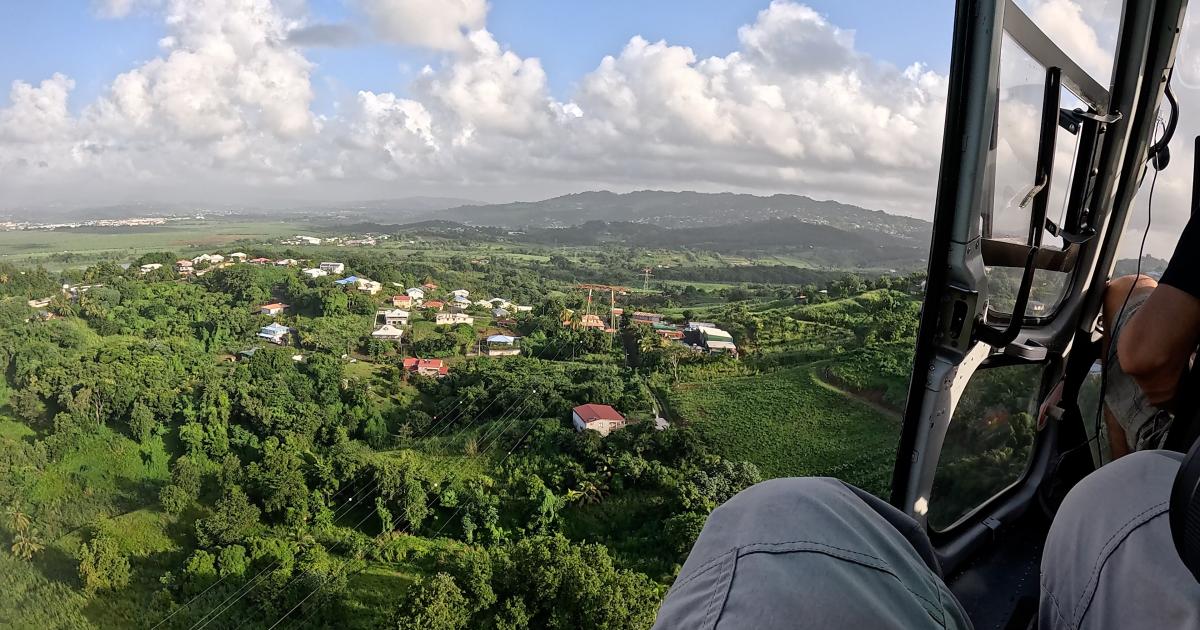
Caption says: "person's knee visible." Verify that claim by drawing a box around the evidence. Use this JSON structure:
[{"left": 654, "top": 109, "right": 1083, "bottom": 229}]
[{"left": 1103, "top": 275, "right": 1156, "bottom": 328}]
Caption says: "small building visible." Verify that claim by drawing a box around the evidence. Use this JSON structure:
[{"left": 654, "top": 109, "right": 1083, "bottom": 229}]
[
  {"left": 489, "top": 297, "right": 512, "bottom": 309},
  {"left": 655, "top": 327, "right": 684, "bottom": 340},
  {"left": 138, "top": 263, "right": 163, "bottom": 274},
  {"left": 371, "top": 324, "right": 404, "bottom": 341},
  {"left": 295, "top": 235, "right": 322, "bottom": 245},
  {"left": 302, "top": 268, "right": 328, "bottom": 279},
  {"left": 492, "top": 308, "right": 510, "bottom": 318},
  {"left": 424, "top": 300, "right": 445, "bottom": 311},
  {"left": 579, "top": 314, "right": 606, "bottom": 329},
  {"left": 572, "top": 404, "right": 627, "bottom": 437},
  {"left": 403, "top": 357, "right": 449, "bottom": 377},
  {"left": 485, "top": 334, "right": 520, "bottom": 356},
  {"left": 421, "top": 282, "right": 439, "bottom": 290},
  {"left": 175, "top": 260, "right": 194, "bottom": 275},
  {"left": 392, "top": 294, "right": 413, "bottom": 308},
  {"left": 249, "top": 257, "right": 272, "bottom": 264},
  {"left": 450, "top": 289, "right": 470, "bottom": 298},
  {"left": 406, "top": 287, "right": 426, "bottom": 300},
  {"left": 514, "top": 305, "right": 533, "bottom": 313},
  {"left": 474, "top": 299, "right": 495, "bottom": 308},
  {"left": 319, "top": 262, "right": 345, "bottom": 274},
  {"left": 706, "top": 340, "right": 738, "bottom": 354},
  {"left": 258, "top": 323, "right": 290, "bottom": 344},
  {"left": 357, "top": 279, "right": 382, "bottom": 295},
  {"left": 378, "top": 309, "right": 410, "bottom": 326},
  {"left": 335, "top": 275, "right": 360, "bottom": 286},
  {"left": 259, "top": 303, "right": 287, "bottom": 316},
  {"left": 275, "top": 258, "right": 299, "bottom": 267},
  {"left": 228, "top": 252, "right": 248, "bottom": 262},
  {"left": 27, "top": 297, "right": 52, "bottom": 309},
  {"left": 192, "top": 253, "right": 225, "bottom": 265},
  {"left": 436, "top": 312, "right": 474, "bottom": 326},
  {"left": 632, "top": 311, "right": 664, "bottom": 325}
]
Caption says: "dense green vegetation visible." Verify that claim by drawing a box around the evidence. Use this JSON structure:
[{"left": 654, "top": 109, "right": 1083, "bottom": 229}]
[{"left": 0, "top": 224, "right": 934, "bottom": 629}]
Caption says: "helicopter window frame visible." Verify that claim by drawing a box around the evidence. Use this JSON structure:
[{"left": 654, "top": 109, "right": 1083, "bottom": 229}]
[{"left": 978, "top": 0, "right": 1120, "bottom": 326}]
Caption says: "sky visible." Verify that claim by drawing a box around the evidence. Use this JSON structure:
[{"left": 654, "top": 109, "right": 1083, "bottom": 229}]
[{"left": 0, "top": 0, "right": 1193, "bottom": 256}]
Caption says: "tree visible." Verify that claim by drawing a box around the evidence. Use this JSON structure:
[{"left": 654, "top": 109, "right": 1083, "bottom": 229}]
[
  {"left": 128, "top": 401, "right": 156, "bottom": 442},
  {"left": 392, "top": 572, "right": 471, "bottom": 630},
  {"left": 5, "top": 506, "right": 31, "bottom": 533},
  {"left": 196, "top": 486, "right": 261, "bottom": 547},
  {"left": 78, "top": 535, "right": 131, "bottom": 594},
  {"left": 159, "top": 484, "right": 192, "bottom": 516},
  {"left": 10, "top": 531, "right": 44, "bottom": 561}
]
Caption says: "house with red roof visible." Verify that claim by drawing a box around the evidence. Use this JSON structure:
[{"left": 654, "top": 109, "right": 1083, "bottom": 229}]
[
  {"left": 392, "top": 294, "right": 413, "bottom": 308},
  {"left": 423, "top": 300, "right": 445, "bottom": 311},
  {"left": 402, "top": 357, "right": 449, "bottom": 377},
  {"left": 571, "top": 404, "right": 627, "bottom": 437}
]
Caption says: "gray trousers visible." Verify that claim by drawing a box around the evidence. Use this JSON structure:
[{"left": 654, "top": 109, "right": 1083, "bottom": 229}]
[{"left": 655, "top": 451, "right": 1197, "bottom": 629}]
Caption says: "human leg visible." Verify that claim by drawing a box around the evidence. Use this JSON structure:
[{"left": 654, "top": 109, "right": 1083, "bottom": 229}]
[
  {"left": 1100, "top": 275, "right": 1162, "bottom": 457},
  {"left": 1040, "top": 450, "right": 1200, "bottom": 629},
  {"left": 654, "top": 477, "right": 971, "bottom": 630}
]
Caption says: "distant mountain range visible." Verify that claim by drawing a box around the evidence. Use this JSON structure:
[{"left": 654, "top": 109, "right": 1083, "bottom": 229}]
[{"left": 422, "top": 190, "right": 931, "bottom": 245}]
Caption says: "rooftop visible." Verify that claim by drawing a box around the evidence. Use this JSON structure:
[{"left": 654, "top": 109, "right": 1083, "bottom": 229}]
[{"left": 572, "top": 403, "right": 625, "bottom": 423}]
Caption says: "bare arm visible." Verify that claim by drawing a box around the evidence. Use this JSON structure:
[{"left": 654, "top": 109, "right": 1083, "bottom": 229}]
[{"left": 1118, "top": 280, "right": 1200, "bottom": 407}]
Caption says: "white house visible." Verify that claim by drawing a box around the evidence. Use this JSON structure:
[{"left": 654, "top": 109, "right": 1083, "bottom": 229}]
[
  {"left": 357, "top": 279, "right": 382, "bottom": 295},
  {"left": 275, "top": 258, "right": 300, "bottom": 267},
  {"left": 571, "top": 404, "right": 627, "bottom": 437},
  {"left": 192, "top": 253, "right": 224, "bottom": 265},
  {"left": 406, "top": 287, "right": 426, "bottom": 300},
  {"left": 259, "top": 303, "right": 287, "bottom": 316},
  {"left": 378, "top": 309, "right": 410, "bottom": 326},
  {"left": 450, "top": 289, "right": 470, "bottom": 298},
  {"left": 295, "top": 235, "right": 322, "bottom": 245},
  {"left": 257, "top": 323, "right": 290, "bottom": 344},
  {"left": 435, "top": 312, "right": 474, "bottom": 326},
  {"left": 228, "top": 252, "right": 248, "bottom": 262},
  {"left": 319, "top": 262, "right": 345, "bottom": 274},
  {"left": 474, "top": 298, "right": 494, "bottom": 308},
  {"left": 371, "top": 325, "right": 404, "bottom": 341},
  {"left": 138, "top": 263, "right": 163, "bottom": 274},
  {"left": 302, "top": 268, "right": 328, "bottom": 279},
  {"left": 514, "top": 305, "right": 533, "bottom": 313},
  {"left": 485, "top": 334, "right": 520, "bottom": 356}
]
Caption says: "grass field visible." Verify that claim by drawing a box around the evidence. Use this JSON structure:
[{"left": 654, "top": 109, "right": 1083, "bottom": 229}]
[
  {"left": 667, "top": 367, "right": 899, "bottom": 496},
  {"left": 0, "top": 220, "right": 305, "bottom": 268}
]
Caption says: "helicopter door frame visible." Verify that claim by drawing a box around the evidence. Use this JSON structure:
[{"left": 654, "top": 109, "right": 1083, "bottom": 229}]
[{"left": 891, "top": 0, "right": 1186, "bottom": 573}]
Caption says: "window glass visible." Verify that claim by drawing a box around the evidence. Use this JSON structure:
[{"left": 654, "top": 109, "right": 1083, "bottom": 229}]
[
  {"left": 985, "top": 37, "right": 1088, "bottom": 318},
  {"left": 1011, "top": 0, "right": 1124, "bottom": 85},
  {"left": 928, "top": 362, "right": 1042, "bottom": 530}
]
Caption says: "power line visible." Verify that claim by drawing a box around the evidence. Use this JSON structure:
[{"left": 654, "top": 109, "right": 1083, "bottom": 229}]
[{"left": 199, "top": 343, "right": 569, "bottom": 628}]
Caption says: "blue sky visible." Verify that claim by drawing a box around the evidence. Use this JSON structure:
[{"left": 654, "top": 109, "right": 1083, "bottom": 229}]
[{"left": 0, "top": 0, "right": 953, "bottom": 113}]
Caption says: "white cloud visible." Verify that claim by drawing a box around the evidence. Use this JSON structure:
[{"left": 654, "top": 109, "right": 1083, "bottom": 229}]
[
  {"left": 358, "top": 0, "right": 487, "bottom": 51},
  {"left": 0, "top": 1, "right": 951, "bottom": 219},
  {"left": 0, "top": 74, "right": 75, "bottom": 143}
]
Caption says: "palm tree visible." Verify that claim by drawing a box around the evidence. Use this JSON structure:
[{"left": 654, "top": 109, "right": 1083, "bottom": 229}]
[
  {"left": 5, "top": 506, "right": 30, "bottom": 533},
  {"left": 574, "top": 480, "right": 609, "bottom": 506},
  {"left": 10, "top": 532, "right": 43, "bottom": 561}
]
